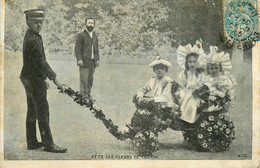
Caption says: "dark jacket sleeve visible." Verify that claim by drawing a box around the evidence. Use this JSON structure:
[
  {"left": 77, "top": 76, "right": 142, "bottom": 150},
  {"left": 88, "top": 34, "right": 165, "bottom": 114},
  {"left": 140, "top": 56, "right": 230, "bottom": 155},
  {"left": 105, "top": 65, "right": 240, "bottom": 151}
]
[
  {"left": 96, "top": 36, "right": 100, "bottom": 61},
  {"left": 30, "top": 41, "right": 57, "bottom": 80},
  {"left": 75, "top": 33, "right": 83, "bottom": 61}
]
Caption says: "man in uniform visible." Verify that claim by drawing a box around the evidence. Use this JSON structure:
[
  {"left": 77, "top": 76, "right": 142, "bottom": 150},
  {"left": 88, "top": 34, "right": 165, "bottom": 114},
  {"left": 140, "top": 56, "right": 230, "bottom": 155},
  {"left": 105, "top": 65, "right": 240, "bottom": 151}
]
[
  {"left": 20, "top": 9, "right": 67, "bottom": 153},
  {"left": 75, "top": 18, "right": 100, "bottom": 101}
]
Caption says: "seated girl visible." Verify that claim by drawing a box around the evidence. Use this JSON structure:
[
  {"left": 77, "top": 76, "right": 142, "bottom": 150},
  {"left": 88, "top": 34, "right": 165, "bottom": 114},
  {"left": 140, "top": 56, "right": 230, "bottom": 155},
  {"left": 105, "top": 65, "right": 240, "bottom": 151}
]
[
  {"left": 130, "top": 57, "right": 174, "bottom": 131},
  {"left": 136, "top": 56, "right": 173, "bottom": 108},
  {"left": 176, "top": 42, "right": 206, "bottom": 123},
  {"left": 199, "top": 46, "right": 236, "bottom": 111}
]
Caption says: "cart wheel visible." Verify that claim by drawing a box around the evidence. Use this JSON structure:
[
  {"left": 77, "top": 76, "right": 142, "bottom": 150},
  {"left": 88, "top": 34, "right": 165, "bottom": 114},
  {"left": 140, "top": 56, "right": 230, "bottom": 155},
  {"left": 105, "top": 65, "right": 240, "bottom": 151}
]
[
  {"left": 132, "top": 131, "right": 159, "bottom": 156},
  {"left": 195, "top": 112, "right": 235, "bottom": 152}
]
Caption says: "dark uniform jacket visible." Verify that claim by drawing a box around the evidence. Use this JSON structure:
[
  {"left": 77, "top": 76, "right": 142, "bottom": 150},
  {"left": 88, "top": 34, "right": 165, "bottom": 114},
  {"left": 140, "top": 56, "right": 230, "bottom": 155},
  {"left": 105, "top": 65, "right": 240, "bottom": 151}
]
[
  {"left": 20, "top": 29, "right": 56, "bottom": 80},
  {"left": 75, "top": 30, "right": 100, "bottom": 67}
]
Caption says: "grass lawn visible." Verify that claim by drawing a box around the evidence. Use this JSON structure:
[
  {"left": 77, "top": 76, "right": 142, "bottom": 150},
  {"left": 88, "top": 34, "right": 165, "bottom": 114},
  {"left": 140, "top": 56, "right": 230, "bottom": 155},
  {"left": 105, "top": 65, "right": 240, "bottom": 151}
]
[{"left": 4, "top": 50, "right": 252, "bottom": 160}]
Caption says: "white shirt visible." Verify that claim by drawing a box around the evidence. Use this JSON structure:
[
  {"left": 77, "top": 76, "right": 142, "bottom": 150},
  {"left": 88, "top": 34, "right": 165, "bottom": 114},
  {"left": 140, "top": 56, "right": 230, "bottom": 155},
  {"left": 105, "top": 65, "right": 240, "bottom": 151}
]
[
  {"left": 137, "top": 76, "right": 173, "bottom": 103},
  {"left": 86, "top": 29, "right": 94, "bottom": 59}
]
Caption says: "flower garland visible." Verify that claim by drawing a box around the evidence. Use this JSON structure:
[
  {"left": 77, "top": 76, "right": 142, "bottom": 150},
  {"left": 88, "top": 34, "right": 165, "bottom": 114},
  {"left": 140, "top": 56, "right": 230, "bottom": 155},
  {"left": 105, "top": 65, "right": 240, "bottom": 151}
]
[
  {"left": 192, "top": 84, "right": 234, "bottom": 111},
  {"left": 58, "top": 87, "right": 131, "bottom": 141},
  {"left": 58, "top": 87, "right": 181, "bottom": 155},
  {"left": 58, "top": 86, "right": 235, "bottom": 155}
]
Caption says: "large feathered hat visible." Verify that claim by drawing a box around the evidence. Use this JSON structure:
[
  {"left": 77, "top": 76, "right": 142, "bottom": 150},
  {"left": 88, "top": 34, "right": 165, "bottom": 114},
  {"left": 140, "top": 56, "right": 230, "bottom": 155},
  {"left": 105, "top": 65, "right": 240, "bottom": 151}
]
[
  {"left": 199, "top": 46, "right": 232, "bottom": 69},
  {"left": 176, "top": 41, "right": 205, "bottom": 69}
]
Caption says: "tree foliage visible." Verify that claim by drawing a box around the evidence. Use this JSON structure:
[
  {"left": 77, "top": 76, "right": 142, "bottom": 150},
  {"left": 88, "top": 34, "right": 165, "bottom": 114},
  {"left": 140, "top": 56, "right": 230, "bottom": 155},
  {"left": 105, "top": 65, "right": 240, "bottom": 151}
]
[
  {"left": 96, "top": 0, "right": 173, "bottom": 57},
  {"left": 5, "top": 0, "right": 228, "bottom": 57}
]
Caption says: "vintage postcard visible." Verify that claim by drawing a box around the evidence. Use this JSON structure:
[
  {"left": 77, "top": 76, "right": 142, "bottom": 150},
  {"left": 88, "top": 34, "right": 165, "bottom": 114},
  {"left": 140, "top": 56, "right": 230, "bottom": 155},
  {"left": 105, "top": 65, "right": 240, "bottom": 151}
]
[{"left": 0, "top": 0, "right": 259, "bottom": 167}]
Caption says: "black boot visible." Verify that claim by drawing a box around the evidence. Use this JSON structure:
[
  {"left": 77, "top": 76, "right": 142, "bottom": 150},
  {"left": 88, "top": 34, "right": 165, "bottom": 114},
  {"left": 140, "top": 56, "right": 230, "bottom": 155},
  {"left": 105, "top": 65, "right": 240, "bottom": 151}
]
[
  {"left": 27, "top": 142, "right": 43, "bottom": 150},
  {"left": 43, "top": 144, "right": 67, "bottom": 153}
]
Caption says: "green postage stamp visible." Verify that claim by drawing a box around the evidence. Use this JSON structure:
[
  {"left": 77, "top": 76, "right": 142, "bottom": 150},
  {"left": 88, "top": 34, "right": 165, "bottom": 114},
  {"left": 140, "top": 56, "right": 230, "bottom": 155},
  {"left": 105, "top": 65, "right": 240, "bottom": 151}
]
[{"left": 223, "top": 0, "right": 258, "bottom": 46}]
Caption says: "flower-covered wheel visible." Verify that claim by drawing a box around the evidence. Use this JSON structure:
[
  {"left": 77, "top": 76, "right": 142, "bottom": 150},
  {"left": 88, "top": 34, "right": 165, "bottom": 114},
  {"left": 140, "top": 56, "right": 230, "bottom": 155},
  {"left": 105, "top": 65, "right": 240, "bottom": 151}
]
[
  {"left": 132, "top": 131, "right": 159, "bottom": 156},
  {"left": 195, "top": 111, "right": 235, "bottom": 152}
]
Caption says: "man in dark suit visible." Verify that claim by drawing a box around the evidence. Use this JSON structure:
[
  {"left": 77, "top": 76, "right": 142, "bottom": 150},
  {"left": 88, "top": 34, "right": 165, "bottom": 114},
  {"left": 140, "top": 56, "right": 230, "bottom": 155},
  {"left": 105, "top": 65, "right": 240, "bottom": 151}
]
[
  {"left": 20, "top": 9, "right": 67, "bottom": 153},
  {"left": 75, "top": 18, "right": 100, "bottom": 100}
]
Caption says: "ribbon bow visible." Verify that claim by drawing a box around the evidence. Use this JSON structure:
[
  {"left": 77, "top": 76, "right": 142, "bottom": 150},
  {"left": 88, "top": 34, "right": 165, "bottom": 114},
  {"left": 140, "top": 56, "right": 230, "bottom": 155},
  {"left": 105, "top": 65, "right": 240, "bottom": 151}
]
[
  {"left": 199, "top": 46, "right": 232, "bottom": 69},
  {"left": 176, "top": 41, "right": 206, "bottom": 69}
]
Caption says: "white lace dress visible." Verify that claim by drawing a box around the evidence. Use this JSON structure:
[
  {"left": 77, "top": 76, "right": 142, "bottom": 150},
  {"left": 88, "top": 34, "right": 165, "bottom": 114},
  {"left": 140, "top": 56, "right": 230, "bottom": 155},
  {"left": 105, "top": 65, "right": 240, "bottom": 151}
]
[
  {"left": 202, "top": 74, "right": 234, "bottom": 98},
  {"left": 178, "top": 70, "right": 203, "bottom": 123}
]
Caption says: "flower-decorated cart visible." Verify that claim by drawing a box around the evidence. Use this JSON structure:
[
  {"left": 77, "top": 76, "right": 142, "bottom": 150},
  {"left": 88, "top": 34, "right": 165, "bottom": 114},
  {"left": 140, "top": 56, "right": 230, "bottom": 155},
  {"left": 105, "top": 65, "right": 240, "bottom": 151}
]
[
  {"left": 58, "top": 43, "right": 236, "bottom": 156},
  {"left": 128, "top": 80, "right": 236, "bottom": 154},
  {"left": 58, "top": 76, "right": 236, "bottom": 156},
  {"left": 173, "top": 82, "right": 236, "bottom": 152}
]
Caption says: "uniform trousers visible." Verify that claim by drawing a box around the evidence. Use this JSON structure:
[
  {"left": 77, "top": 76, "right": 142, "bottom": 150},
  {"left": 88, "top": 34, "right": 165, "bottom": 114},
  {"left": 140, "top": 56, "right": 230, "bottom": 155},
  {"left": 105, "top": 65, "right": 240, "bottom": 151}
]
[{"left": 20, "top": 78, "right": 54, "bottom": 146}]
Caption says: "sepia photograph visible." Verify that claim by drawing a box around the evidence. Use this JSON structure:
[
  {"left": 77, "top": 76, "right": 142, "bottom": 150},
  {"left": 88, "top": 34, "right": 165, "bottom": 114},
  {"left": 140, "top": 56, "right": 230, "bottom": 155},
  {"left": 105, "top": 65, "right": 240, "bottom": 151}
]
[{"left": 0, "top": 0, "right": 259, "bottom": 167}]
